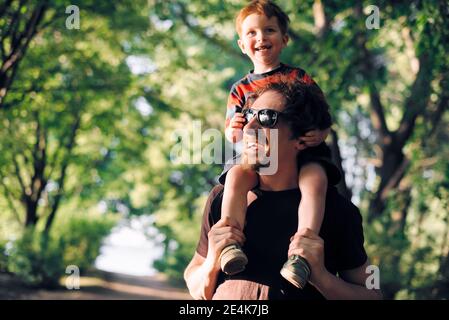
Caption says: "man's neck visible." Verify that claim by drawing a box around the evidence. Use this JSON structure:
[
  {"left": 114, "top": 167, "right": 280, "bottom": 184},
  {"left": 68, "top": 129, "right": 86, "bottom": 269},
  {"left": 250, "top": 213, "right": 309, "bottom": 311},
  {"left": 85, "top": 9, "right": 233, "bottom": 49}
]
[{"left": 258, "top": 162, "right": 299, "bottom": 191}]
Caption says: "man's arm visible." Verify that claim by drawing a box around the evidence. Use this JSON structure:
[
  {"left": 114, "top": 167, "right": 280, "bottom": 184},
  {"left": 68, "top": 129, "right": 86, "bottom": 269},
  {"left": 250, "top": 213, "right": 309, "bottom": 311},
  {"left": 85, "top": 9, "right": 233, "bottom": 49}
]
[
  {"left": 311, "top": 260, "right": 383, "bottom": 300},
  {"left": 288, "top": 228, "right": 382, "bottom": 300},
  {"left": 184, "top": 252, "right": 220, "bottom": 300},
  {"left": 184, "top": 216, "right": 245, "bottom": 300}
]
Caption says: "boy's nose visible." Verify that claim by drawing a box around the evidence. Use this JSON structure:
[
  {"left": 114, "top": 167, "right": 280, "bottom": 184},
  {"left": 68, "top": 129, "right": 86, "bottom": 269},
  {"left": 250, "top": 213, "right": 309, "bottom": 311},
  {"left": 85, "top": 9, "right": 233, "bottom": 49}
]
[{"left": 256, "top": 31, "right": 266, "bottom": 42}]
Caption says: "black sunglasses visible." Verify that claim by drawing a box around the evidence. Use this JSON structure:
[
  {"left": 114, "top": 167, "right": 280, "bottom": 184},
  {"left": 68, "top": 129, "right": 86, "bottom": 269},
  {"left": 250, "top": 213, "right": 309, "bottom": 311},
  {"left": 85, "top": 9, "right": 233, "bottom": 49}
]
[{"left": 242, "top": 107, "right": 285, "bottom": 128}]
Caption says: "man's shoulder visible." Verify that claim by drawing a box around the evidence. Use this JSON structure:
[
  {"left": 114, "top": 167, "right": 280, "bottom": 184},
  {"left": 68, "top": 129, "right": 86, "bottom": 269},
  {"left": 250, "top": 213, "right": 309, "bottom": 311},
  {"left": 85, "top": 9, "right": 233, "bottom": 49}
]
[
  {"left": 204, "top": 185, "right": 224, "bottom": 224},
  {"left": 326, "top": 187, "right": 362, "bottom": 220},
  {"left": 208, "top": 184, "right": 224, "bottom": 200}
]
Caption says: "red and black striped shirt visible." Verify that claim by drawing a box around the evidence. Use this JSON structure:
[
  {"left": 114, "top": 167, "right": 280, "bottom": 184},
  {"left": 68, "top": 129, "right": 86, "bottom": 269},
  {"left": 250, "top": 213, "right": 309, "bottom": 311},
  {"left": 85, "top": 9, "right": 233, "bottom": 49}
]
[{"left": 225, "top": 63, "right": 320, "bottom": 131}]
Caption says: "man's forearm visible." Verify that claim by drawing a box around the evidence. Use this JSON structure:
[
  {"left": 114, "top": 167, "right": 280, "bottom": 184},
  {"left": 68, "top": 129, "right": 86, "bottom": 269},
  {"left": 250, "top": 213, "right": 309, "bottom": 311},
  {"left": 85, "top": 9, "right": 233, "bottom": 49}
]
[
  {"left": 184, "top": 258, "right": 220, "bottom": 300},
  {"left": 313, "top": 271, "right": 382, "bottom": 300}
]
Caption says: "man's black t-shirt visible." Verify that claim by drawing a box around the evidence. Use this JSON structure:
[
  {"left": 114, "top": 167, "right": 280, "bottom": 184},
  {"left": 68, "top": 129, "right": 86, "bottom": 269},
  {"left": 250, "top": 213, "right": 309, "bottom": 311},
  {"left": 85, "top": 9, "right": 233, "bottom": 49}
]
[{"left": 196, "top": 185, "right": 368, "bottom": 300}]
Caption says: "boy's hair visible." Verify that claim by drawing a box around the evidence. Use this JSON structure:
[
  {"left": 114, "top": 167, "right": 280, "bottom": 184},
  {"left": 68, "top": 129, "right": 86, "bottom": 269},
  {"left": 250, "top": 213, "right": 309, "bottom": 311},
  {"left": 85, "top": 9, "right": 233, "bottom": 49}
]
[
  {"left": 236, "top": 0, "right": 290, "bottom": 36},
  {"left": 245, "top": 76, "right": 332, "bottom": 139}
]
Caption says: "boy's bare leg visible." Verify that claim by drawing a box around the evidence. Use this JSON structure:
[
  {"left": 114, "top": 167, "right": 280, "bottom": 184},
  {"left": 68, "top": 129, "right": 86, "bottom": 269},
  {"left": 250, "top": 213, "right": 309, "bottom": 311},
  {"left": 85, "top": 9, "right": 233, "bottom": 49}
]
[
  {"left": 220, "top": 165, "right": 259, "bottom": 275},
  {"left": 281, "top": 163, "right": 328, "bottom": 288},
  {"left": 296, "top": 163, "right": 327, "bottom": 233}
]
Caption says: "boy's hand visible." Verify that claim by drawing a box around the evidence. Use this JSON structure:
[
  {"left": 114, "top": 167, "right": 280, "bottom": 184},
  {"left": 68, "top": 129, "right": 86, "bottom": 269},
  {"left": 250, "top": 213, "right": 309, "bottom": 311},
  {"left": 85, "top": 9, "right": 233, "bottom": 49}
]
[
  {"left": 226, "top": 112, "right": 246, "bottom": 143},
  {"left": 300, "top": 128, "right": 330, "bottom": 147},
  {"left": 230, "top": 112, "right": 246, "bottom": 129}
]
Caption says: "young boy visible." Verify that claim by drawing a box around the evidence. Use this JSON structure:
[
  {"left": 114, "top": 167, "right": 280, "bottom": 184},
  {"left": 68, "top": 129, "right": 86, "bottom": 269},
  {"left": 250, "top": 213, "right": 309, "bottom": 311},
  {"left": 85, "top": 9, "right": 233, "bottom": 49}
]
[{"left": 219, "top": 0, "right": 339, "bottom": 289}]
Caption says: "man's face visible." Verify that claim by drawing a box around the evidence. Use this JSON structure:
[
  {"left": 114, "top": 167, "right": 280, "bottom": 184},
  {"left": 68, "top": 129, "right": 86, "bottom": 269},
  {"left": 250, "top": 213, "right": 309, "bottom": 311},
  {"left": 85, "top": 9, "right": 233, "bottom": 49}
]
[
  {"left": 238, "top": 14, "right": 288, "bottom": 73},
  {"left": 242, "top": 90, "right": 300, "bottom": 171}
]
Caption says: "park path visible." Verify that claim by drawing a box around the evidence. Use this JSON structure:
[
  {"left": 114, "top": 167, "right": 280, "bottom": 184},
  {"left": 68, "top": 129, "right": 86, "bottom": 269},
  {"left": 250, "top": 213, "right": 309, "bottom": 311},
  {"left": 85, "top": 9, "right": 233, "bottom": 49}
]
[{"left": 0, "top": 270, "right": 192, "bottom": 300}]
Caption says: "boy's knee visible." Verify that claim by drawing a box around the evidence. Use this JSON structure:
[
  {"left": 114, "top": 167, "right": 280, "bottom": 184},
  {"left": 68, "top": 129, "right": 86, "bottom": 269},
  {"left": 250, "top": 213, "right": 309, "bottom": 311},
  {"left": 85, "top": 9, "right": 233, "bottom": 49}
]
[
  {"left": 227, "top": 165, "right": 259, "bottom": 189},
  {"left": 299, "top": 163, "right": 328, "bottom": 192}
]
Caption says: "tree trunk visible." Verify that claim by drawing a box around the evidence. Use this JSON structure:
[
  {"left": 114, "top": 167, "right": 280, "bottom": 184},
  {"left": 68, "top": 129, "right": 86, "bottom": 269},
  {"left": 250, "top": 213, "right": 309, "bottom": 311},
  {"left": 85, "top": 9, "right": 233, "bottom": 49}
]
[
  {"left": 44, "top": 113, "right": 81, "bottom": 234},
  {"left": 329, "top": 129, "right": 352, "bottom": 200},
  {"left": 0, "top": 1, "right": 48, "bottom": 109}
]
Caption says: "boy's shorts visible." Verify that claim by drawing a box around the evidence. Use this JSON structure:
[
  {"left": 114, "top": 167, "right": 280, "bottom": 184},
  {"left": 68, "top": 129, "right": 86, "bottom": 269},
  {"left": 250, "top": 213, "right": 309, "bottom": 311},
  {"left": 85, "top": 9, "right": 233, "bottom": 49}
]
[{"left": 218, "top": 142, "right": 341, "bottom": 186}]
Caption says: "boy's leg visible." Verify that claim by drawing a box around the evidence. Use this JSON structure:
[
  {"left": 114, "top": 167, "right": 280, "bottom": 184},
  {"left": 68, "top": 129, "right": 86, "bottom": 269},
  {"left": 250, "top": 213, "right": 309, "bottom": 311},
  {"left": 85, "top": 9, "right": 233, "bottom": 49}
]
[
  {"left": 296, "top": 162, "right": 327, "bottom": 233},
  {"left": 222, "top": 165, "right": 259, "bottom": 231},
  {"left": 220, "top": 165, "right": 259, "bottom": 275},
  {"left": 281, "top": 162, "right": 328, "bottom": 288}
]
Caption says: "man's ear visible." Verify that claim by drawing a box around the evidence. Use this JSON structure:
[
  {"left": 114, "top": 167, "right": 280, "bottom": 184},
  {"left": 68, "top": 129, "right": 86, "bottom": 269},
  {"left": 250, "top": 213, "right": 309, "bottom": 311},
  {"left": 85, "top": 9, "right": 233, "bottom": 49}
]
[
  {"left": 237, "top": 38, "right": 246, "bottom": 54},
  {"left": 294, "top": 138, "right": 307, "bottom": 151}
]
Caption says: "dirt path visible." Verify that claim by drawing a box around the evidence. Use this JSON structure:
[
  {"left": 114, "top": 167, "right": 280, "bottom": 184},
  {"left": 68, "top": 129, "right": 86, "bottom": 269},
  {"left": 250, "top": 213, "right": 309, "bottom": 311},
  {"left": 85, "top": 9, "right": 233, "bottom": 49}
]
[{"left": 0, "top": 270, "right": 192, "bottom": 300}]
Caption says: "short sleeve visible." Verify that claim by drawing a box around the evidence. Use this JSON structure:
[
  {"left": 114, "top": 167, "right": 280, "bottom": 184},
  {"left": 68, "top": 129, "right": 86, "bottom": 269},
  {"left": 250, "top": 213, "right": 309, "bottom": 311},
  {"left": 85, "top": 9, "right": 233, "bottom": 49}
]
[
  {"left": 336, "top": 201, "right": 368, "bottom": 271},
  {"left": 195, "top": 185, "right": 224, "bottom": 258}
]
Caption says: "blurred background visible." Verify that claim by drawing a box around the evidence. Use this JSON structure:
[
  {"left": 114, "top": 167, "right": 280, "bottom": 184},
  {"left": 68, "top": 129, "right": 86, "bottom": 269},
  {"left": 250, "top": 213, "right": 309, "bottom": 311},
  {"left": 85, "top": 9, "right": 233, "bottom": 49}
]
[{"left": 0, "top": 0, "right": 448, "bottom": 300}]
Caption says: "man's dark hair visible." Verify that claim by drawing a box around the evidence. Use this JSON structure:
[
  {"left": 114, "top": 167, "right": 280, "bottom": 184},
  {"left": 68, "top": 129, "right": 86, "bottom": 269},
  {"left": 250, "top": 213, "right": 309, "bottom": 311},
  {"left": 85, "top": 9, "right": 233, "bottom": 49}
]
[{"left": 245, "top": 76, "right": 332, "bottom": 139}]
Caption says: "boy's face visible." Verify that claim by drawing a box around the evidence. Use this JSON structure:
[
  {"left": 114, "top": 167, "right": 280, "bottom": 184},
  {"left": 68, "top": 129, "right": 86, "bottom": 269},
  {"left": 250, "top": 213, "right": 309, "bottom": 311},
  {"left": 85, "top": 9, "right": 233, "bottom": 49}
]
[{"left": 238, "top": 14, "right": 289, "bottom": 74}]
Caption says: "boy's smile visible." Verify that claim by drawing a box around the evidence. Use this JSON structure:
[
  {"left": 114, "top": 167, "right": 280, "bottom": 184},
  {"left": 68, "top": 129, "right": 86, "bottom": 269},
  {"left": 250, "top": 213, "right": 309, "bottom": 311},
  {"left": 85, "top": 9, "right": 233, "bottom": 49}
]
[{"left": 238, "top": 14, "right": 289, "bottom": 74}]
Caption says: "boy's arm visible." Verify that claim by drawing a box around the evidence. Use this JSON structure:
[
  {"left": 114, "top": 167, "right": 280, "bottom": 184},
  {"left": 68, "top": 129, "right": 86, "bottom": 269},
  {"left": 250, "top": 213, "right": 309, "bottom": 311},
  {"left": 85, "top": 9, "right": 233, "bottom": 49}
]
[
  {"left": 225, "top": 107, "right": 246, "bottom": 143},
  {"left": 225, "top": 86, "right": 246, "bottom": 143}
]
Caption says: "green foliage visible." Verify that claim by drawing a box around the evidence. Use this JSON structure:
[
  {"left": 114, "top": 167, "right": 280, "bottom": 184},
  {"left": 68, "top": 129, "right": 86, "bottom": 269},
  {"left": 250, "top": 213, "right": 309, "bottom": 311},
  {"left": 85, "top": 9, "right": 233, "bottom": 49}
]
[
  {"left": 152, "top": 193, "right": 207, "bottom": 282},
  {"left": 0, "top": 239, "right": 8, "bottom": 273},
  {"left": 143, "top": 0, "right": 449, "bottom": 298},
  {"left": 5, "top": 214, "right": 117, "bottom": 288},
  {"left": 1, "top": 0, "right": 448, "bottom": 299},
  {"left": 153, "top": 240, "right": 194, "bottom": 286},
  {"left": 56, "top": 215, "right": 118, "bottom": 273},
  {"left": 364, "top": 213, "right": 411, "bottom": 298},
  {"left": 6, "top": 229, "right": 65, "bottom": 288}
]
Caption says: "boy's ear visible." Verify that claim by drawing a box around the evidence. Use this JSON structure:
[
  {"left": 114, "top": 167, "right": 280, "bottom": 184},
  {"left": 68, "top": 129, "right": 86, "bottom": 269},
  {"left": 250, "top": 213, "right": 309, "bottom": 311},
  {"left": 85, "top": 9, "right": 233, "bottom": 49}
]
[
  {"left": 282, "top": 34, "right": 289, "bottom": 47},
  {"left": 237, "top": 39, "right": 247, "bottom": 54}
]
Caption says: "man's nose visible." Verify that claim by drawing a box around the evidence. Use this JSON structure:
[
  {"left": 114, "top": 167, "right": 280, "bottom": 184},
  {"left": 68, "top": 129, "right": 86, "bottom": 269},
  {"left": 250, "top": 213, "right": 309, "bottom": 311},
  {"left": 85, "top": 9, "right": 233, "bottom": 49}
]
[{"left": 243, "top": 114, "right": 260, "bottom": 133}]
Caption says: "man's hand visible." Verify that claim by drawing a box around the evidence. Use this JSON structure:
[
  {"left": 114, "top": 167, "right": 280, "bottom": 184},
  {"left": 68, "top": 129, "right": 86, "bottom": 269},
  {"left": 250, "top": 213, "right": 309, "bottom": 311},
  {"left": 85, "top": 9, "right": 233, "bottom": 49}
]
[
  {"left": 226, "top": 113, "right": 246, "bottom": 143},
  {"left": 300, "top": 127, "right": 330, "bottom": 147},
  {"left": 288, "top": 228, "right": 327, "bottom": 287},
  {"left": 206, "top": 216, "right": 246, "bottom": 272}
]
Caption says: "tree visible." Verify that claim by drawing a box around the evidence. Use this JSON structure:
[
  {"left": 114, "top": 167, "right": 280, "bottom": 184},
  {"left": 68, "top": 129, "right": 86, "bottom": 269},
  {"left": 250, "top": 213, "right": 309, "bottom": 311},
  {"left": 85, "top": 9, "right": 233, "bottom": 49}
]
[
  {"left": 0, "top": 0, "right": 49, "bottom": 109},
  {"left": 143, "top": 0, "right": 449, "bottom": 297},
  {"left": 0, "top": 0, "right": 150, "bottom": 233}
]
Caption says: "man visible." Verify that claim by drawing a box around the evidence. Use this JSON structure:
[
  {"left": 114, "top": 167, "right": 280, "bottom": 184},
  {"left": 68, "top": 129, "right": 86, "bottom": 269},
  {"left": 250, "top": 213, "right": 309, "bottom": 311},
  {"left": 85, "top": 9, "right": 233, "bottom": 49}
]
[{"left": 184, "top": 78, "right": 383, "bottom": 300}]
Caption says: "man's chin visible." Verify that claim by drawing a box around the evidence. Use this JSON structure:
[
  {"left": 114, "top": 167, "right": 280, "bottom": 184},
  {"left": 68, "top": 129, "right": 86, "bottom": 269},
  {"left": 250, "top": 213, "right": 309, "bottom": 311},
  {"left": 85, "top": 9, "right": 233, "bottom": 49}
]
[
  {"left": 241, "top": 151, "right": 270, "bottom": 171},
  {"left": 241, "top": 162, "right": 261, "bottom": 171}
]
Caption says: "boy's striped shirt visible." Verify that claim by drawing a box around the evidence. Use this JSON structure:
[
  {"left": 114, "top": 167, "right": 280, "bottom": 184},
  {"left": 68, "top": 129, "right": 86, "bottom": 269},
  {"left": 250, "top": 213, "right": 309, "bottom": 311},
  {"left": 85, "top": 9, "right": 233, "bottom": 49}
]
[{"left": 225, "top": 63, "right": 318, "bottom": 131}]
